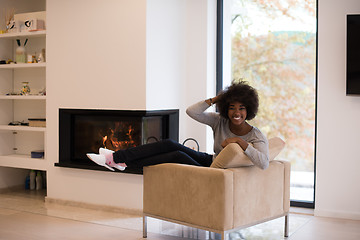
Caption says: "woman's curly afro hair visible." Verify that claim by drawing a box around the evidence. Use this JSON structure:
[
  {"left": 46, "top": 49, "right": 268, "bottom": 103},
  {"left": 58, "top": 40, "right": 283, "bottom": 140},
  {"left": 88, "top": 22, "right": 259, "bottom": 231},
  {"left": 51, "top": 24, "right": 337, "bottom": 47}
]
[{"left": 216, "top": 81, "right": 259, "bottom": 120}]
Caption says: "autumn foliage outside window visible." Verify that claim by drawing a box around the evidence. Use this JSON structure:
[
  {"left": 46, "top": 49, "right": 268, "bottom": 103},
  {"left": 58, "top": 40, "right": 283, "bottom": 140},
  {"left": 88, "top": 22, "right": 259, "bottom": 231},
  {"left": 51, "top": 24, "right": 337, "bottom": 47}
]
[{"left": 228, "top": 0, "right": 316, "bottom": 201}]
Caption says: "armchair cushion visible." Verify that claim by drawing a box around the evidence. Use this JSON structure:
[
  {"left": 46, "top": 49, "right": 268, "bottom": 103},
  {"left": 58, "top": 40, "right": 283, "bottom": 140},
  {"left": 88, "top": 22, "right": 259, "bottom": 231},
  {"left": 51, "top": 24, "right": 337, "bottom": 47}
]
[{"left": 210, "top": 137, "right": 285, "bottom": 169}]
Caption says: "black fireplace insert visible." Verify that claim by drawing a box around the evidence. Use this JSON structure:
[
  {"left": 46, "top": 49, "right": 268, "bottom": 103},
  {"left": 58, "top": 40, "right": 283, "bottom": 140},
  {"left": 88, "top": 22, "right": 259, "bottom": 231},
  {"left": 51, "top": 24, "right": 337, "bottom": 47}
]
[{"left": 57, "top": 108, "right": 179, "bottom": 174}]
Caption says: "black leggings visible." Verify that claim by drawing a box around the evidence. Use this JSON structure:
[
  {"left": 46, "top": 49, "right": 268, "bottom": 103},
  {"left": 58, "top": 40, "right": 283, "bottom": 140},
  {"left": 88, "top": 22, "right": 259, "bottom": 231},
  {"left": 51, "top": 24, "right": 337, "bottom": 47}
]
[{"left": 112, "top": 139, "right": 213, "bottom": 168}]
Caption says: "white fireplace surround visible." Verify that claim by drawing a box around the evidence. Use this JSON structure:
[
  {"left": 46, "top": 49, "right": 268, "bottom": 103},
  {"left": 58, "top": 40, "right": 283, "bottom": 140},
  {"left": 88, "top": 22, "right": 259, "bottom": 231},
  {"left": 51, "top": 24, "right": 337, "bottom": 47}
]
[{"left": 44, "top": 0, "right": 217, "bottom": 211}]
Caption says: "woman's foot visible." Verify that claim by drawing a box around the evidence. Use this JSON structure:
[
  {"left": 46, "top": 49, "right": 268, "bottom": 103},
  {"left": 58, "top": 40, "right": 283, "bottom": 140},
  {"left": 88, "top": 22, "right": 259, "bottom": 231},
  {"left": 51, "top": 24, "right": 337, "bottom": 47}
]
[
  {"left": 86, "top": 153, "right": 115, "bottom": 171},
  {"left": 99, "top": 148, "right": 127, "bottom": 171},
  {"left": 99, "top": 147, "right": 114, "bottom": 155}
]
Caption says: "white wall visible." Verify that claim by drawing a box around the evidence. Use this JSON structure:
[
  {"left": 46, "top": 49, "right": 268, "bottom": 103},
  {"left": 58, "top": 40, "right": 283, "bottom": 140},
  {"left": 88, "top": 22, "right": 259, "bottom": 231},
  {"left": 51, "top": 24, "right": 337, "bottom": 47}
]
[
  {"left": 316, "top": 0, "right": 360, "bottom": 220},
  {"left": 47, "top": 0, "right": 148, "bottom": 110},
  {"left": 182, "top": 0, "right": 217, "bottom": 152},
  {"left": 46, "top": 0, "right": 148, "bottom": 210},
  {"left": 146, "top": 0, "right": 185, "bottom": 111},
  {"left": 45, "top": 0, "right": 216, "bottom": 210},
  {"left": 146, "top": 0, "right": 216, "bottom": 148}
]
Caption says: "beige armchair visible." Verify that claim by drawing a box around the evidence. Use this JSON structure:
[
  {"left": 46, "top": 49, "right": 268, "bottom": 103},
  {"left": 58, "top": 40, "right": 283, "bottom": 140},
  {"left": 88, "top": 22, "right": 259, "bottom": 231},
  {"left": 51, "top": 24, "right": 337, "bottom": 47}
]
[{"left": 142, "top": 159, "right": 290, "bottom": 239}]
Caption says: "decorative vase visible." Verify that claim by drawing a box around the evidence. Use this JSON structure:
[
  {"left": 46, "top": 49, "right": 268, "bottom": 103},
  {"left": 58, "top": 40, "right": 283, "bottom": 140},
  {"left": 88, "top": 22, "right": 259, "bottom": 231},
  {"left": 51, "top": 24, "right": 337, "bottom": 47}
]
[
  {"left": 15, "top": 46, "right": 26, "bottom": 63},
  {"left": 15, "top": 39, "right": 28, "bottom": 64},
  {"left": 21, "top": 82, "right": 30, "bottom": 95}
]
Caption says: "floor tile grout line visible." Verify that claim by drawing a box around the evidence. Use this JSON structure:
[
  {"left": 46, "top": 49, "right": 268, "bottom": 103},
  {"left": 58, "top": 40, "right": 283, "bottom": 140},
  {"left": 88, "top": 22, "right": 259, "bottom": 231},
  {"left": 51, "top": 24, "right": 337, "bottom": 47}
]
[{"left": 287, "top": 215, "right": 314, "bottom": 239}]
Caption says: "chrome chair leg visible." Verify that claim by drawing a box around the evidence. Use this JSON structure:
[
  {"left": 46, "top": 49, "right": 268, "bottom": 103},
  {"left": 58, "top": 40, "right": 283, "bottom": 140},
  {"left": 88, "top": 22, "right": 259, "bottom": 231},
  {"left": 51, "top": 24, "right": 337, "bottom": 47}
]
[
  {"left": 143, "top": 215, "right": 147, "bottom": 238},
  {"left": 284, "top": 213, "right": 289, "bottom": 237}
]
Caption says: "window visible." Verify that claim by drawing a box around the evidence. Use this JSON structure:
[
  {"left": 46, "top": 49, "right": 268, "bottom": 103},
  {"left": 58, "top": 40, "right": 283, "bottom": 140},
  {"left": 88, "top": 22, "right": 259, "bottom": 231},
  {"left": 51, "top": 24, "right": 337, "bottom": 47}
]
[{"left": 219, "top": 0, "right": 317, "bottom": 206}]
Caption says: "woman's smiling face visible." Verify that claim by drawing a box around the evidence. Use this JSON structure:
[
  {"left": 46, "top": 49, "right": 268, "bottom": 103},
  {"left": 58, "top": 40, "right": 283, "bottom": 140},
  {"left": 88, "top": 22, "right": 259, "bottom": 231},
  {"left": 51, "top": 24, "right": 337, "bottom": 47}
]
[{"left": 228, "top": 102, "right": 247, "bottom": 126}]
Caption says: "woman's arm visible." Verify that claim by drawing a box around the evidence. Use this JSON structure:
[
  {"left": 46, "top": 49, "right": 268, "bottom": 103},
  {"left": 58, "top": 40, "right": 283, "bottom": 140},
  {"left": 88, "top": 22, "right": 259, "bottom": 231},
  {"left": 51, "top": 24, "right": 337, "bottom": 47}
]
[
  {"left": 221, "top": 137, "right": 249, "bottom": 151},
  {"left": 221, "top": 137, "right": 269, "bottom": 170},
  {"left": 186, "top": 97, "right": 220, "bottom": 127},
  {"left": 245, "top": 140, "right": 269, "bottom": 170}
]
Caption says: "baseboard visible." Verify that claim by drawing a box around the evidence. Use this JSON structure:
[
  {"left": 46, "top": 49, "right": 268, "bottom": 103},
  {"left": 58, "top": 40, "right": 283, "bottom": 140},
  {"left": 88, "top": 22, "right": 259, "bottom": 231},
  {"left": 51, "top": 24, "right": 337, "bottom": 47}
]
[
  {"left": 290, "top": 207, "right": 314, "bottom": 216},
  {"left": 45, "top": 197, "right": 142, "bottom": 216},
  {"left": 314, "top": 209, "right": 360, "bottom": 220}
]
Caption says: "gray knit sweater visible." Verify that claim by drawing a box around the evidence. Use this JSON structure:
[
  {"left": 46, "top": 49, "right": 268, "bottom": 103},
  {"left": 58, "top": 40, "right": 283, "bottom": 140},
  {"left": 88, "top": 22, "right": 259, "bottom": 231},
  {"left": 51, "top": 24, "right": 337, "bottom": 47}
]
[{"left": 186, "top": 101, "right": 269, "bottom": 169}]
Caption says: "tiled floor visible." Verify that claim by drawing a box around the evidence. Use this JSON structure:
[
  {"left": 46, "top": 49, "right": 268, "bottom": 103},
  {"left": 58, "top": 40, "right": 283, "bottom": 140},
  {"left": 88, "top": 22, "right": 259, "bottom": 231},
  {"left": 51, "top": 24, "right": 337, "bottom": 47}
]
[{"left": 0, "top": 189, "right": 359, "bottom": 240}]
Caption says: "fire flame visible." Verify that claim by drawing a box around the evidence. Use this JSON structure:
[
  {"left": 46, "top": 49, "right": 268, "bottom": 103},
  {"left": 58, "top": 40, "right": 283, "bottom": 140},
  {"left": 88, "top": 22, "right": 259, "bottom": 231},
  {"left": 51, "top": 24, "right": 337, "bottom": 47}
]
[{"left": 100, "top": 124, "right": 137, "bottom": 151}]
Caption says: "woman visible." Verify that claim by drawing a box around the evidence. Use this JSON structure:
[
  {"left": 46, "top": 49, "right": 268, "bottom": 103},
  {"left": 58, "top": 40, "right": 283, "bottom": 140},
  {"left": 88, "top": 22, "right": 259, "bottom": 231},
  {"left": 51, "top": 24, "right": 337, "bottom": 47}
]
[{"left": 87, "top": 81, "right": 269, "bottom": 171}]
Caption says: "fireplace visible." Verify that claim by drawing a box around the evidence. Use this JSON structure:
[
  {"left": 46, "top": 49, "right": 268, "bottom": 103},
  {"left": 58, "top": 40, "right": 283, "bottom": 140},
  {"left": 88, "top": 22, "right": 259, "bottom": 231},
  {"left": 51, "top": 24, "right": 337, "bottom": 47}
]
[{"left": 57, "top": 108, "right": 179, "bottom": 174}]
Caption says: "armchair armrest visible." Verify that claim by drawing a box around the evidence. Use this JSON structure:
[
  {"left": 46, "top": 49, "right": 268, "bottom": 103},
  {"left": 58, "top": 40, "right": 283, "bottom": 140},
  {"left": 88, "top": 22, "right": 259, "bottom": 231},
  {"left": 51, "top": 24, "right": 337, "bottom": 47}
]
[{"left": 143, "top": 163, "right": 234, "bottom": 231}]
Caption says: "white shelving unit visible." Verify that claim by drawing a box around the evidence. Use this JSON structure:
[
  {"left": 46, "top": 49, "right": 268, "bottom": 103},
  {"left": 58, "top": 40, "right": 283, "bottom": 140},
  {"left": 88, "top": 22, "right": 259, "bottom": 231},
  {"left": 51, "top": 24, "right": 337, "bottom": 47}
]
[
  {"left": 0, "top": 125, "right": 46, "bottom": 132},
  {"left": 0, "top": 155, "right": 47, "bottom": 171},
  {"left": 0, "top": 30, "right": 46, "bottom": 171},
  {"left": 0, "top": 95, "right": 46, "bottom": 100}
]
